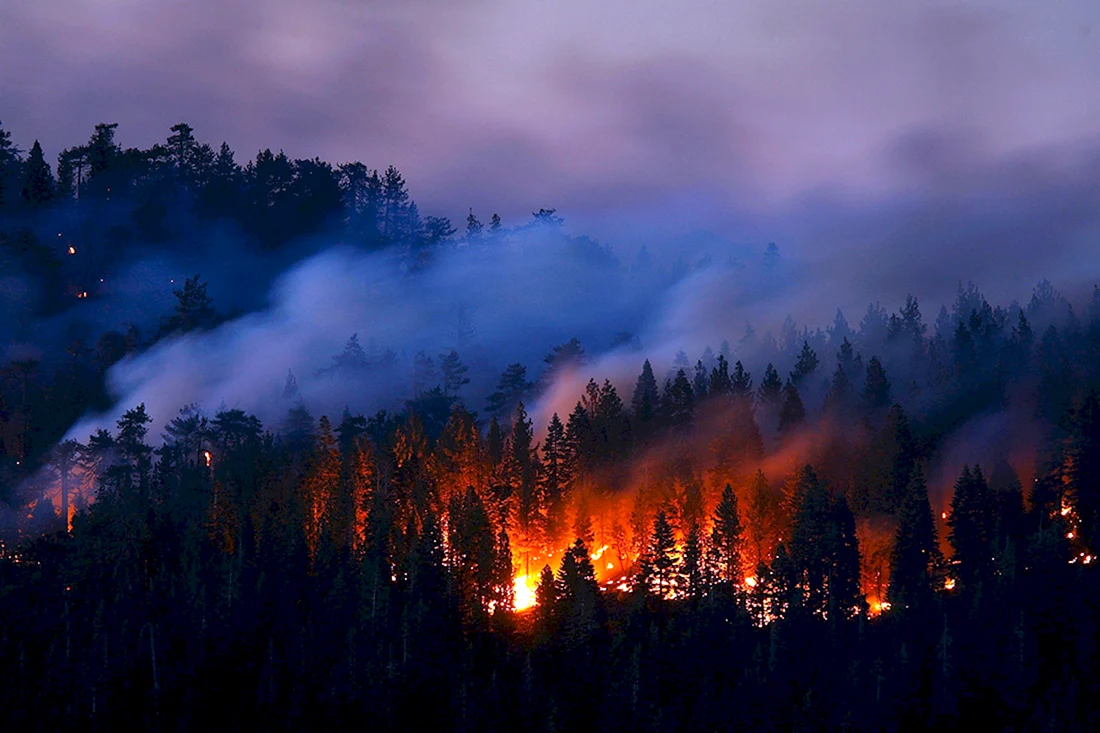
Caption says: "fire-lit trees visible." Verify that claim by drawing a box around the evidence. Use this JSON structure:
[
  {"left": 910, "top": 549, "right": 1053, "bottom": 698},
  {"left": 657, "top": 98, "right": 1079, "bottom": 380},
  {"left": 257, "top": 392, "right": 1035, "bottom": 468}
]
[
  {"left": 1066, "top": 390, "right": 1100, "bottom": 550},
  {"left": 539, "top": 413, "right": 570, "bottom": 542},
  {"left": 710, "top": 484, "right": 744, "bottom": 590},
  {"left": 786, "top": 466, "right": 864, "bottom": 620},
  {"left": 639, "top": 510, "right": 681, "bottom": 599},
  {"left": 3, "top": 119, "right": 1100, "bottom": 730}
]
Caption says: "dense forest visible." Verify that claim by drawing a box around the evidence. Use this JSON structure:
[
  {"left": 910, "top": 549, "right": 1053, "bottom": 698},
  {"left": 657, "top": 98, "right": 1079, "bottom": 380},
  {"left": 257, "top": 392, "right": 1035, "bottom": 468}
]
[{"left": 1, "top": 121, "right": 1099, "bottom": 732}]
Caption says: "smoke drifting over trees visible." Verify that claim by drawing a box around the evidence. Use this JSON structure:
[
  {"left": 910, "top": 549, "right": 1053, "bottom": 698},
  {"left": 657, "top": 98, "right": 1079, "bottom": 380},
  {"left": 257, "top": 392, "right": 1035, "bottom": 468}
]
[{"left": 2, "top": 120, "right": 1100, "bottom": 731}]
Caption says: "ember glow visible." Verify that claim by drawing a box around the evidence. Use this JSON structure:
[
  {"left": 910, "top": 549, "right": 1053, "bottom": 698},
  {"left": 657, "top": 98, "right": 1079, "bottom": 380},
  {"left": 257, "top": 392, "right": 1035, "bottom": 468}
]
[
  {"left": 3, "top": 4, "right": 1100, "bottom": 723},
  {"left": 513, "top": 574, "right": 537, "bottom": 611}
]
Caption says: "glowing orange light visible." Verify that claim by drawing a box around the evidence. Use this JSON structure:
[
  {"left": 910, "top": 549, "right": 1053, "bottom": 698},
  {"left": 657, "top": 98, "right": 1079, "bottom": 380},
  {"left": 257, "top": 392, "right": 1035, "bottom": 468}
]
[
  {"left": 744, "top": 576, "right": 757, "bottom": 588},
  {"left": 68, "top": 246, "right": 76, "bottom": 255},
  {"left": 941, "top": 512, "right": 947, "bottom": 520},
  {"left": 944, "top": 577, "right": 956, "bottom": 590},
  {"left": 202, "top": 450, "right": 212, "bottom": 467},
  {"left": 514, "top": 574, "right": 536, "bottom": 611}
]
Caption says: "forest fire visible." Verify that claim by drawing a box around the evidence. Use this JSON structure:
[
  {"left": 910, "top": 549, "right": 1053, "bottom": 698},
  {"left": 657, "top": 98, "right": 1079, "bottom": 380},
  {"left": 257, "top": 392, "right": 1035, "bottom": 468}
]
[{"left": 514, "top": 574, "right": 537, "bottom": 611}]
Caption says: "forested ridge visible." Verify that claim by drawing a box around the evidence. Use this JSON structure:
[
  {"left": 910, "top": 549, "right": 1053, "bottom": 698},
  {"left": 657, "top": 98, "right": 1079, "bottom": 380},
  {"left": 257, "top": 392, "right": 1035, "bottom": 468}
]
[{"left": 1, "top": 121, "right": 1099, "bottom": 732}]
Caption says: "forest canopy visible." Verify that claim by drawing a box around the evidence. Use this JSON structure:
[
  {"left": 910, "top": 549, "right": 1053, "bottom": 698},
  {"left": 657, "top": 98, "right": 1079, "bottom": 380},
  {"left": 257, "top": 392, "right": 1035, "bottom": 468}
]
[{"left": 1, "top": 120, "right": 1099, "bottom": 732}]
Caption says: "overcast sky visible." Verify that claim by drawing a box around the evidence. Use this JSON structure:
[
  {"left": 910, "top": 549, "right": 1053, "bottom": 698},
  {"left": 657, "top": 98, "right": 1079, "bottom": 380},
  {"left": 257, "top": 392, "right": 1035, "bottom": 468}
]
[{"left": 2, "top": 0, "right": 1099, "bottom": 302}]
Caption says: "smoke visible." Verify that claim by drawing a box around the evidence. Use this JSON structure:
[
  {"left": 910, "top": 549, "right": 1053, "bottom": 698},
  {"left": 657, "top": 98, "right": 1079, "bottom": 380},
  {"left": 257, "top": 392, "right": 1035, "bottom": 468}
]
[{"left": 56, "top": 142, "right": 1100, "bottom": 448}]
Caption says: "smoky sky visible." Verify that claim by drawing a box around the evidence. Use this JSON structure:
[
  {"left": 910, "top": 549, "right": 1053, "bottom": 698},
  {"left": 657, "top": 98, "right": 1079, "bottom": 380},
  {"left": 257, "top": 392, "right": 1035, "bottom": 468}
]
[
  {"left": 5, "top": 0, "right": 1100, "bottom": 450},
  {"left": 2, "top": 0, "right": 1098, "bottom": 223}
]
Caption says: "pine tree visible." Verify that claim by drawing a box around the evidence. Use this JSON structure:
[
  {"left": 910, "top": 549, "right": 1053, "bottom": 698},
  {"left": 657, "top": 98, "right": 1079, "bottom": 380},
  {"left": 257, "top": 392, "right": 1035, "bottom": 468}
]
[
  {"left": 709, "top": 354, "right": 732, "bottom": 396},
  {"left": 791, "top": 341, "right": 819, "bottom": 385},
  {"left": 20, "top": 140, "right": 55, "bottom": 207},
  {"left": 862, "top": 356, "right": 892, "bottom": 412},
  {"left": 1067, "top": 390, "right": 1100, "bottom": 550},
  {"left": 731, "top": 361, "right": 753, "bottom": 398},
  {"left": 166, "top": 275, "right": 216, "bottom": 333},
  {"left": 788, "top": 466, "right": 832, "bottom": 614},
  {"left": 710, "top": 484, "right": 744, "bottom": 588},
  {"left": 555, "top": 539, "right": 602, "bottom": 648},
  {"left": 0, "top": 120, "right": 20, "bottom": 209},
  {"left": 491, "top": 526, "right": 515, "bottom": 613},
  {"left": 380, "top": 165, "right": 410, "bottom": 242},
  {"left": 534, "top": 564, "right": 557, "bottom": 641},
  {"left": 564, "top": 402, "right": 591, "bottom": 490},
  {"left": 828, "top": 496, "right": 864, "bottom": 621},
  {"left": 439, "top": 349, "right": 470, "bottom": 398},
  {"left": 642, "top": 510, "right": 680, "bottom": 598},
  {"left": 758, "top": 363, "right": 783, "bottom": 408},
  {"left": 778, "top": 380, "right": 806, "bottom": 435},
  {"left": 542, "top": 337, "right": 586, "bottom": 386},
  {"left": 465, "top": 209, "right": 483, "bottom": 240},
  {"left": 692, "top": 360, "right": 708, "bottom": 398},
  {"left": 947, "top": 465, "right": 995, "bottom": 592},
  {"left": 510, "top": 402, "right": 540, "bottom": 562},
  {"left": 486, "top": 363, "right": 531, "bottom": 417},
  {"left": 539, "top": 413, "right": 569, "bottom": 542},
  {"left": 682, "top": 524, "right": 707, "bottom": 600},
  {"left": 631, "top": 359, "right": 660, "bottom": 439},
  {"left": 660, "top": 370, "right": 695, "bottom": 431},
  {"left": 888, "top": 466, "right": 941, "bottom": 609}
]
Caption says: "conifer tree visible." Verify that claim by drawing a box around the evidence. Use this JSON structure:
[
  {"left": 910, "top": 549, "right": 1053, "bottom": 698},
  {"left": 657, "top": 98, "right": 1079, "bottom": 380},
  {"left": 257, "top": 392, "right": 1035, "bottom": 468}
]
[
  {"left": 827, "top": 495, "right": 864, "bottom": 621},
  {"left": 778, "top": 380, "right": 806, "bottom": 435},
  {"left": 21, "top": 140, "right": 55, "bottom": 207},
  {"left": 758, "top": 363, "right": 783, "bottom": 408},
  {"left": 641, "top": 510, "right": 680, "bottom": 598},
  {"left": 888, "top": 466, "right": 941, "bottom": 609},
  {"left": 660, "top": 370, "right": 695, "bottom": 431},
  {"left": 947, "top": 465, "right": 996, "bottom": 592},
  {"left": 709, "top": 354, "right": 732, "bottom": 396},
  {"left": 486, "top": 363, "right": 531, "bottom": 417},
  {"left": 791, "top": 341, "right": 819, "bottom": 385},
  {"left": 862, "top": 356, "right": 892, "bottom": 412},
  {"left": 710, "top": 484, "right": 744, "bottom": 588},
  {"left": 631, "top": 359, "right": 660, "bottom": 439},
  {"left": 539, "top": 413, "right": 569, "bottom": 542},
  {"left": 439, "top": 349, "right": 470, "bottom": 397},
  {"left": 682, "top": 524, "right": 707, "bottom": 600}
]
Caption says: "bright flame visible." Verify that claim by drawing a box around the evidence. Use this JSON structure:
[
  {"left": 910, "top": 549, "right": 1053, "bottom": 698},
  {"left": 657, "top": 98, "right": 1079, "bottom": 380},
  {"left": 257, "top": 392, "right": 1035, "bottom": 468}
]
[
  {"left": 744, "top": 576, "right": 757, "bottom": 588},
  {"left": 590, "top": 544, "right": 610, "bottom": 561},
  {"left": 68, "top": 246, "right": 76, "bottom": 255},
  {"left": 941, "top": 512, "right": 947, "bottom": 520},
  {"left": 202, "top": 450, "right": 212, "bottom": 467},
  {"left": 514, "top": 574, "right": 536, "bottom": 611},
  {"left": 944, "top": 577, "right": 956, "bottom": 590}
]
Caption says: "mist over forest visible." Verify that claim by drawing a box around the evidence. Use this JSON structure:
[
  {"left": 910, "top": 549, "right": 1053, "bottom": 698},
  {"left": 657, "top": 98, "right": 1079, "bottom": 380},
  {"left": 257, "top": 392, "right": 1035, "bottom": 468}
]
[{"left": 1, "top": 113, "right": 1099, "bottom": 732}]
